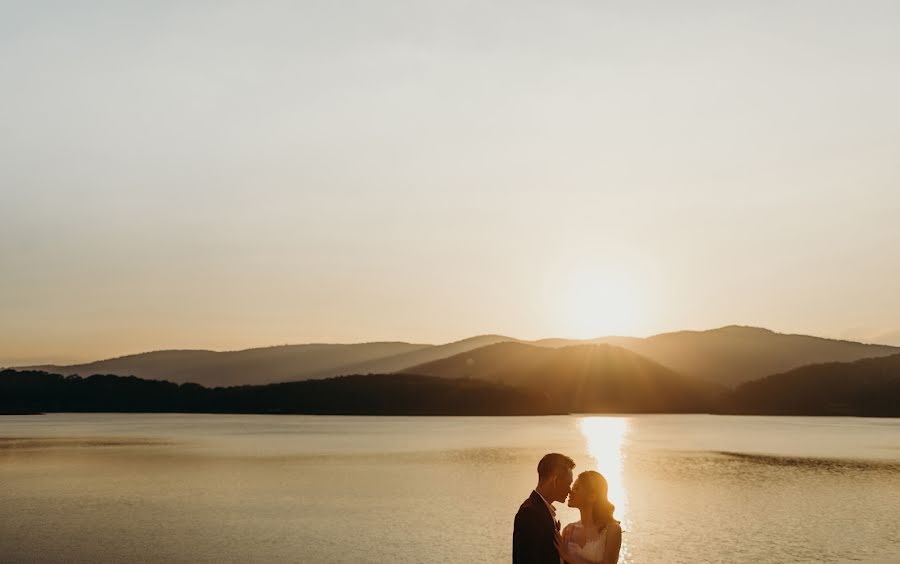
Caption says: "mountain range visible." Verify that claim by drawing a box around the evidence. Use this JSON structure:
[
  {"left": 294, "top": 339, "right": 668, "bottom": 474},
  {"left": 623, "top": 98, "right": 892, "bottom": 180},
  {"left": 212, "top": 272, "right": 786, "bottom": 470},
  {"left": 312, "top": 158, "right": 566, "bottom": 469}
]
[
  {"left": 20, "top": 326, "right": 899, "bottom": 389},
  {"left": 5, "top": 350, "right": 899, "bottom": 416}
]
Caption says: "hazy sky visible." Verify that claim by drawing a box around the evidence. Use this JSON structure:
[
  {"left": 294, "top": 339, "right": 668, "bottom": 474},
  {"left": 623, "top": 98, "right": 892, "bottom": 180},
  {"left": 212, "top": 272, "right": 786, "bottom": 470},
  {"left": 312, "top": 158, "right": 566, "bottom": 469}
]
[{"left": 2, "top": 1, "right": 899, "bottom": 365}]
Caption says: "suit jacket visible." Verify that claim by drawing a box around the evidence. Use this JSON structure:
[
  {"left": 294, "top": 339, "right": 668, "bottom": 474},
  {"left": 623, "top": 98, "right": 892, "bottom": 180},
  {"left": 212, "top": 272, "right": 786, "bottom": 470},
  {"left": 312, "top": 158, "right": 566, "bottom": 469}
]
[{"left": 513, "top": 490, "right": 560, "bottom": 564}]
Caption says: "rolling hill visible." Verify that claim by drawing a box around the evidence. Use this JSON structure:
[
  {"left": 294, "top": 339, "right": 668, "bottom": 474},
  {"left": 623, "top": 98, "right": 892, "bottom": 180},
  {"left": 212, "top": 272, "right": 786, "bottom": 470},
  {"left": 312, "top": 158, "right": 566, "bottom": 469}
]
[
  {"left": 332, "top": 334, "right": 520, "bottom": 374},
  {"left": 23, "top": 342, "right": 430, "bottom": 387},
  {"left": 729, "top": 353, "right": 900, "bottom": 416},
  {"left": 400, "top": 342, "right": 722, "bottom": 413},
  {"left": 591, "top": 326, "right": 900, "bottom": 387}
]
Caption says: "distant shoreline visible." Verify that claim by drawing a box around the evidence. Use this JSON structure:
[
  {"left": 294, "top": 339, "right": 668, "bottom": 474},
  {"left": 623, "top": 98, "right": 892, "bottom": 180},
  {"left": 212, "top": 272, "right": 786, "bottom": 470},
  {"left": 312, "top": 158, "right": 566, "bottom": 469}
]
[{"left": 3, "top": 366, "right": 899, "bottom": 417}]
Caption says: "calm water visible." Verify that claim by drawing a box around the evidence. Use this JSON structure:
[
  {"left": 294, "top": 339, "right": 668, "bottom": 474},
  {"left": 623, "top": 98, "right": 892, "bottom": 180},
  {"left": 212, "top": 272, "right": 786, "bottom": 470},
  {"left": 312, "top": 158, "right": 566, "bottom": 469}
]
[{"left": 1, "top": 414, "right": 899, "bottom": 563}]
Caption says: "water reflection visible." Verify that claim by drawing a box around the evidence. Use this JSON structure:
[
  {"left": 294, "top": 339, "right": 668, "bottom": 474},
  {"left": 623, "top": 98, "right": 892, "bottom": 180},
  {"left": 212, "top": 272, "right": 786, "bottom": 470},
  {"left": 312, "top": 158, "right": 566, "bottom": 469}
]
[
  {"left": 579, "top": 416, "right": 628, "bottom": 514},
  {"left": 579, "top": 416, "right": 631, "bottom": 561}
]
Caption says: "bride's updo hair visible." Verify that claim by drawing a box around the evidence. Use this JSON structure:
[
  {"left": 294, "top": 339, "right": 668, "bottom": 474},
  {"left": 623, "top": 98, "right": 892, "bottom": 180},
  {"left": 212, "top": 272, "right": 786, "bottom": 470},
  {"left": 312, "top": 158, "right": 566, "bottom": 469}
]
[{"left": 577, "top": 470, "right": 617, "bottom": 529}]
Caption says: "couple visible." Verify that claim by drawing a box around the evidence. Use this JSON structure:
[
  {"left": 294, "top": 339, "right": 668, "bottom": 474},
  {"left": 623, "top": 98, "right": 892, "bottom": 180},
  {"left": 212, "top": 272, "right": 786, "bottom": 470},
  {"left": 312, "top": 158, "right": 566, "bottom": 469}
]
[{"left": 513, "top": 453, "right": 621, "bottom": 564}]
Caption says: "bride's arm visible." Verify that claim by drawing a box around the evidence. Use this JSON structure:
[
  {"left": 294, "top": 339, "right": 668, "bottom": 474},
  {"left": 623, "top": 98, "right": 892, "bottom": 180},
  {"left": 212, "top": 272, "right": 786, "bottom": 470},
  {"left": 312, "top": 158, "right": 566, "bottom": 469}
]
[{"left": 601, "top": 523, "right": 622, "bottom": 564}]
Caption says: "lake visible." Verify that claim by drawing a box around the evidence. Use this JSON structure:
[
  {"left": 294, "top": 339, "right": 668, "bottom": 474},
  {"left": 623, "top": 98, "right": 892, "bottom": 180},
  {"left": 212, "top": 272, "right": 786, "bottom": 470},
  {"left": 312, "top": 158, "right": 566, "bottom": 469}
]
[{"left": 1, "top": 414, "right": 899, "bottom": 563}]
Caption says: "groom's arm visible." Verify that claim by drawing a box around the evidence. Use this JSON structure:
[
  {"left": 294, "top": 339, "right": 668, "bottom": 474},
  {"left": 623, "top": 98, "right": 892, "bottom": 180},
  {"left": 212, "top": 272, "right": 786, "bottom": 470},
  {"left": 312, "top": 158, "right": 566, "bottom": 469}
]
[{"left": 513, "top": 506, "right": 546, "bottom": 564}]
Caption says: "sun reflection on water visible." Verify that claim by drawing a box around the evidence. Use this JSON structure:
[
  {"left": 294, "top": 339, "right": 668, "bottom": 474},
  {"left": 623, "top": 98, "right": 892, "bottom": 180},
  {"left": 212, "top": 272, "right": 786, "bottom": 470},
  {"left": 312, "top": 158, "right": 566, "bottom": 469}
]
[
  {"left": 579, "top": 416, "right": 630, "bottom": 560},
  {"left": 579, "top": 416, "right": 628, "bottom": 512}
]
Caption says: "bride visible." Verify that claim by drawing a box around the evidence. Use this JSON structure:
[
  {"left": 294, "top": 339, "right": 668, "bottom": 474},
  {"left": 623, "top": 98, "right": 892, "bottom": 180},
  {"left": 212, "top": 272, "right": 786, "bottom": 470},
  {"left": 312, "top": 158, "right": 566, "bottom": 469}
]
[{"left": 554, "top": 470, "right": 622, "bottom": 564}]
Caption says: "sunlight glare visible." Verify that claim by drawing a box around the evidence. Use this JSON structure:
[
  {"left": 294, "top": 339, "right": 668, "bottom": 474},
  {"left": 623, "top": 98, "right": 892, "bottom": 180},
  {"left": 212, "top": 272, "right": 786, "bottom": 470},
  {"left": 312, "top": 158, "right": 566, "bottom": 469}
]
[
  {"left": 563, "top": 268, "right": 641, "bottom": 338},
  {"left": 579, "top": 416, "right": 628, "bottom": 516}
]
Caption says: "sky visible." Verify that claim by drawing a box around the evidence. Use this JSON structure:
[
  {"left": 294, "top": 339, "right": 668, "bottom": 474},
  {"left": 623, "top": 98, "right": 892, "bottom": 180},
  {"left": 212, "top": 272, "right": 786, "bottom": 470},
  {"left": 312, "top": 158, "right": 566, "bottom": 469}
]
[{"left": 2, "top": 1, "right": 899, "bottom": 365}]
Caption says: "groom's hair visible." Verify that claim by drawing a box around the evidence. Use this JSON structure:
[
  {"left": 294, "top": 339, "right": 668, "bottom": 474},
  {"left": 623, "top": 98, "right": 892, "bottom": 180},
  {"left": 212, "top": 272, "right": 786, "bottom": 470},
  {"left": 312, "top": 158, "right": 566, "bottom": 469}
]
[{"left": 537, "top": 453, "right": 575, "bottom": 481}]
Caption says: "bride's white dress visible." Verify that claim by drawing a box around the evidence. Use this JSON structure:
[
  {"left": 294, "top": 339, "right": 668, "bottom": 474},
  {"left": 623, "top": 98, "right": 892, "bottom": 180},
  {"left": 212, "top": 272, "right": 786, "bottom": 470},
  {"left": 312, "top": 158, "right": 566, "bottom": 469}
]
[{"left": 565, "top": 521, "right": 607, "bottom": 564}]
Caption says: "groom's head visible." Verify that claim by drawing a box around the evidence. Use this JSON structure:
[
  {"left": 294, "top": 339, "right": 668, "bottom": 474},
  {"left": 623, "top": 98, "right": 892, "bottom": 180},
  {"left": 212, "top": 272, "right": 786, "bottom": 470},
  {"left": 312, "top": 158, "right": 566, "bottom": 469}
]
[{"left": 536, "top": 453, "right": 575, "bottom": 503}]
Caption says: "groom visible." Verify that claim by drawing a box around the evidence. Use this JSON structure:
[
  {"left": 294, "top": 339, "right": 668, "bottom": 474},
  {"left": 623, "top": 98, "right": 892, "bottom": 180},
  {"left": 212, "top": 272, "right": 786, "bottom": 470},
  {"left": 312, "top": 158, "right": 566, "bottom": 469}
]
[{"left": 513, "top": 453, "right": 575, "bottom": 564}]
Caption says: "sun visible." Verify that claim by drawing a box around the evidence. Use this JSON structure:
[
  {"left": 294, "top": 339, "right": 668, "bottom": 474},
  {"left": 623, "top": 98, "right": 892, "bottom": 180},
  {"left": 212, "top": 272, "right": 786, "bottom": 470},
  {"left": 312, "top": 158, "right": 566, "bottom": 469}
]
[{"left": 562, "top": 267, "right": 641, "bottom": 338}]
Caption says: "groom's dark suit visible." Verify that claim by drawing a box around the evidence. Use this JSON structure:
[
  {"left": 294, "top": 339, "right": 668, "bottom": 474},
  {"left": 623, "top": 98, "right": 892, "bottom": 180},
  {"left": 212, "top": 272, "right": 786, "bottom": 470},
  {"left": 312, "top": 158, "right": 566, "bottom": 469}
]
[{"left": 512, "top": 490, "right": 561, "bottom": 564}]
